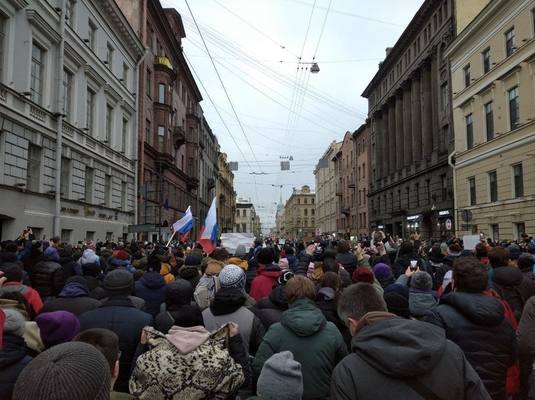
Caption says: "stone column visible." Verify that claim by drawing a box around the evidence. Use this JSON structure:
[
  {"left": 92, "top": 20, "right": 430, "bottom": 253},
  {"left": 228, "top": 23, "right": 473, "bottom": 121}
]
[
  {"left": 395, "top": 92, "right": 404, "bottom": 170},
  {"left": 411, "top": 72, "right": 422, "bottom": 162},
  {"left": 382, "top": 106, "right": 389, "bottom": 178},
  {"left": 403, "top": 83, "right": 412, "bottom": 167},
  {"left": 388, "top": 100, "right": 397, "bottom": 175},
  {"left": 430, "top": 49, "right": 439, "bottom": 153},
  {"left": 421, "top": 60, "right": 433, "bottom": 159},
  {"left": 374, "top": 111, "right": 383, "bottom": 180}
]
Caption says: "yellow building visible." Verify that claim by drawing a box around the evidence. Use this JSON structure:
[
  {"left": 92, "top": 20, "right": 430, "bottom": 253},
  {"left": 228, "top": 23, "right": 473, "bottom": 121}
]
[
  {"left": 284, "top": 185, "right": 316, "bottom": 240},
  {"left": 448, "top": 0, "right": 535, "bottom": 240},
  {"left": 216, "top": 152, "right": 236, "bottom": 233}
]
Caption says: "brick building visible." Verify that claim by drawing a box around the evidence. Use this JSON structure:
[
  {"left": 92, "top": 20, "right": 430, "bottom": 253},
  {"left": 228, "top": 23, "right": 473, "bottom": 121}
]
[
  {"left": 353, "top": 124, "right": 370, "bottom": 237},
  {"left": 216, "top": 152, "right": 236, "bottom": 233}
]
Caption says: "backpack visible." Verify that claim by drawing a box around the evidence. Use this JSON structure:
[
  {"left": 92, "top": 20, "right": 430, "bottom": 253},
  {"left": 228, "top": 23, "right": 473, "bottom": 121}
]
[{"left": 194, "top": 275, "right": 220, "bottom": 310}]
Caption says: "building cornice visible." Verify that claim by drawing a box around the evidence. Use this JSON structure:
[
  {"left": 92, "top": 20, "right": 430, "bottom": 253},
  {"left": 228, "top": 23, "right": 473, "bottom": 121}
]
[
  {"left": 84, "top": 64, "right": 106, "bottom": 88},
  {"left": 7, "top": 0, "right": 29, "bottom": 10},
  {"left": 26, "top": 9, "right": 61, "bottom": 43}
]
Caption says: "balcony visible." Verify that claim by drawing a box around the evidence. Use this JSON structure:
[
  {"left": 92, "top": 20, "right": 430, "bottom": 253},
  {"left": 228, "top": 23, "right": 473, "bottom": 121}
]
[
  {"left": 186, "top": 106, "right": 200, "bottom": 121},
  {"left": 154, "top": 56, "right": 174, "bottom": 77},
  {"left": 187, "top": 176, "right": 199, "bottom": 190},
  {"left": 173, "top": 126, "right": 186, "bottom": 148},
  {"left": 341, "top": 207, "right": 351, "bottom": 216}
]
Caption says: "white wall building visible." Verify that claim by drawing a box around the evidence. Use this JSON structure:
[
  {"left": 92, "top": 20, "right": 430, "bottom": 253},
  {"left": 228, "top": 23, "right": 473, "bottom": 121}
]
[
  {"left": 0, "top": 0, "right": 144, "bottom": 242},
  {"left": 314, "top": 141, "right": 341, "bottom": 235}
]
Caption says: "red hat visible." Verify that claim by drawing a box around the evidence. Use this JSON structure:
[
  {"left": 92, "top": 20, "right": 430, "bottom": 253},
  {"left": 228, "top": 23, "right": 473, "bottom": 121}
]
[
  {"left": 114, "top": 249, "right": 130, "bottom": 260},
  {"left": 352, "top": 267, "right": 375, "bottom": 284}
]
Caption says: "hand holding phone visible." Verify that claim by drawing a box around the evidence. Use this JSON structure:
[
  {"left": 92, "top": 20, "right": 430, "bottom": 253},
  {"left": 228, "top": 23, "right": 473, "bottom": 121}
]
[{"left": 410, "top": 260, "right": 418, "bottom": 271}]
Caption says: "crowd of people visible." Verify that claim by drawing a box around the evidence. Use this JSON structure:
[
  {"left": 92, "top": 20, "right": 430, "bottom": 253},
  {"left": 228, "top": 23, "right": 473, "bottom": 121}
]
[{"left": 1, "top": 229, "right": 535, "bottom": 399}]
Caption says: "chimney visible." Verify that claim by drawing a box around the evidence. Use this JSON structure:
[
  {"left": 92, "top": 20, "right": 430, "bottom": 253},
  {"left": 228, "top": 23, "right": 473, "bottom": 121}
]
[{"left": 385, "top": 47, "right": 393, "bottom": 57}]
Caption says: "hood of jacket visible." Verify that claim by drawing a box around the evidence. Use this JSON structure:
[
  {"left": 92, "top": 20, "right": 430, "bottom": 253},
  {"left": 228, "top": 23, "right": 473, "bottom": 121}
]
[
  {"left": 281, "top": 298, "right": 326, "bottom": 337},
  {"left": 59, "top": 281, "right": 89, "bottom": 298},
  {"left": 353, "top": 315, "right": 446, "bottom": 378},
  {"left": 210, "top": 287, "right": 246, "bottom": 315},
  {"left": 140, "top": 271, "right": 166, "bottom": 290},
  {"left": 227, "top": 257, "right": 249, "bottom": 271},
  {"left": 409, "top": 292, "right": 437, "bottom": 318},
  {"left": 317, "top": 287, "right": 336, "bottom": 301},
  {"left": 0, "top": 334, "right": 28, "bottom": 368},
  {"left": 257, "top": 264, "right": 281, "bottom": 278},
  {"left": 166, "top": 325, "right": 210, "bottom": 354},
  {"left": 267, "top": 285, "right": 288, "bottom": 309},
  {"left": 492, "top": 266, "right": 523, "bottom": 287},
  {"left": 440, "top": 291, "right": 504, "bottom": 326}
]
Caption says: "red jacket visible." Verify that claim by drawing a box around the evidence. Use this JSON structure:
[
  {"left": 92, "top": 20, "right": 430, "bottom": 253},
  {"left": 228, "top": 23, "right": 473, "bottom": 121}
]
[
  {"left": 0, "top": 281, "right": 43, "bottom": 315},
  {"left": 250, "top": 265, "right": 281, "bottom": 301}
]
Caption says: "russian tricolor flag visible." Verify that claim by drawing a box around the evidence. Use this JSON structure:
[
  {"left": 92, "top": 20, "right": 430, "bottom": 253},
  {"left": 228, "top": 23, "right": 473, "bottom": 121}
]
[
  {"left": 172, "top": 206, "right": 194, "bottom": 242},
  {"left": 199, "top": 197, "right": 218, "bottom": 255}
]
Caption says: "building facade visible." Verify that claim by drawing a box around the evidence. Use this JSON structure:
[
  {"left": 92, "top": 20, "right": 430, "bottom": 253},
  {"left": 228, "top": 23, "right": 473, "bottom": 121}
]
[
  {"left": 284, "top": 185, "right": 316, "bottom": 240},
  {"left": 448, "top": 0, "right": 535, "bottom": 240},
  {"left": 0, "top": 0, "right": 143, "bottom": 242},
  {"left": 117, "top": 0, "right": 203, "bottom": 242},
  {"left": 363, "top": 0, "right": 456, "bottom": 240},
  {"left": 198, "top": 115, "right": 218, "bottom": 225},
  {"left": 235, "top": 199, "right": 261, "bottom": 237},
  {"left": 353, "top": 124, "right": 370, "bottom": 237},
  {"left": 333, "top": 132, "right": 357, "bottom": 238},
  {"left": 216, "top": 152, "right": 235, "bottom": 233},
  {"left": 314, "top": 141, "right": 340, "bottom": 236}
]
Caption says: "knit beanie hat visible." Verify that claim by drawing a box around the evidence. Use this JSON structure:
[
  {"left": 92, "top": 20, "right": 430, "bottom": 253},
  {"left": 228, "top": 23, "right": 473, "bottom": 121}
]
[
  {"left": 12, "top": 341, "right": 111, "bottom": 400},
  {"left": 352, "top": 267, "right": 375, "bottom": 284},
  {"left": 383, "top": 291, "right": 410, "bottom": 319},
  {"left": 219, "top": 264, "right": 246, "bottom": 290},
  {"left": 384, "top": 283, "right": 410, "bottom": 298},
  {"left": 3, "top": 309, "right": 25, "bottom": 337},
  {"left": 277, "top": 270, "right": 294, "bottom": 286},
  {"left": 103, "top": 269, "right": 133, "bottom": 293},
  {"left": 508, "top": 244, "right": 521, "bottom": 260},
  {"left": 80, "top": 249, "right": 100, "bottom": 266},
  {"left": 518, "top": 253, "right": 535, "bottom": 270},
  {"left": 410, "top": 271, "right": 433, "bottom": 291},
  {"left": 36, "top": 311, "right": 80, "bottom": 349},
  {"left": 114, "top": 249, "right": 130, "bottom": 260},
  {"left": 257, "top": 351, "right": 303, "bottom": 400},
  {"left": 373, "top": 263, "right": 392, "bottom": 281}
]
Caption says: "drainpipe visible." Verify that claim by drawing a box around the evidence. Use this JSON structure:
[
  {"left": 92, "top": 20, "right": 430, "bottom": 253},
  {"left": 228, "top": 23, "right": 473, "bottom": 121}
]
[
  {"left": 448, "top": 150, "right": 457, "bottom": 238},
  {"left": 133, "top": 49, "right": 148, "bottom": 239},
  {"left": 53, "top": 0, "right": 66, "bottom": 238}
]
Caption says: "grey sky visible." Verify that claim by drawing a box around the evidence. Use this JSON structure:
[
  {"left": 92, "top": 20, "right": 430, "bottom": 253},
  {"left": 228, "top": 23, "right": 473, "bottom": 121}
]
[{"left": 161, "top": 0, "right": 424, "bottom": 230}]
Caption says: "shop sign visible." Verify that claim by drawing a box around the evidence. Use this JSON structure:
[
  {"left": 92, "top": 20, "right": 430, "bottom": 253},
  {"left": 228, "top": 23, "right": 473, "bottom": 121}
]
[
  {"left": 438, "top": 210, "right": 450, "bottom": 216},
  {"left": 445, "top": 219, "right": 452, "bottom": 230}
]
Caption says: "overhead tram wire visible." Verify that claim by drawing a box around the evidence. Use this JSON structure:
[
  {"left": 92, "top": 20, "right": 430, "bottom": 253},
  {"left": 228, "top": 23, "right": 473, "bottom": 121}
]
[
  {"left": 180, "top": 15, "right": 366, "bottom": 118},
  {"left": 184, "top": 0, "right": 265, "bottom": 175},
  {"left": 212, "top": 0, "right": 301, "bottom": 60},
  {"left": 187, "top": 54, "right": 384, "bottom": 64}
]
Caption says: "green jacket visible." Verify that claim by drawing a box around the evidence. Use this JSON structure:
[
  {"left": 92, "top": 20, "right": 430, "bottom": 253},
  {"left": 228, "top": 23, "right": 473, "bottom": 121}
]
[{"left": 252, "top": 299, "right": 348, "bottom": 400}]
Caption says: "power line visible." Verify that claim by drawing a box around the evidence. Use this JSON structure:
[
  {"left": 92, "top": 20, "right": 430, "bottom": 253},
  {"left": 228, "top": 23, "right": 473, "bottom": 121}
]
[
  {"left": 312, "top": 0, "right": 332, "bottom": 60},
  {"left": 187, "top": 54, "right": 384, "bottom": 64},
  {"left": 184, "top": 0, "right": 265, "bottom": 174}
]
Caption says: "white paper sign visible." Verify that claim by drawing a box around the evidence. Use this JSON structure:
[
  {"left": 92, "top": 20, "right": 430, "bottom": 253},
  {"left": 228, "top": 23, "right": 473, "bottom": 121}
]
[
  {"left": 463, "top": 235, "right": 480, "bottom": 251},
  {"left": 221, "top": 233, "right": 255, "bottom": 255}
]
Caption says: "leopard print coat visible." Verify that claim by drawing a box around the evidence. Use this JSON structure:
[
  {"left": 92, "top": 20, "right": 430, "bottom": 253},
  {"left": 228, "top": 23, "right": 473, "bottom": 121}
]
[{"left": 129, "top": 326, "right": 244, "bottom": 399}]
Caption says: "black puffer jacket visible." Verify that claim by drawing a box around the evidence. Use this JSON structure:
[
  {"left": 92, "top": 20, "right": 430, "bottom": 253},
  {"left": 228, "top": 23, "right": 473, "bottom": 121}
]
[
  {"left": 336, "top": 252, "right": 357, "bottom": 276},
  {"left": 492, "top": 266, "right": 535, "bottom": 322},
  {"left": 426, "top": 292, "right": 517, "bottom": 400},
  {"left": 0, "top": 334, "right": 32, "bottom": 399},
  {"left": 250, "top": 285, "right": 288, "bottom": 329},
  {"left": 58, "top": 256, "right": 80, "bottom": 278},
  {"left": 315, "top": 287, "right": 351, "bottom": 348},
  {"left": 331, "top": 316, "right": 491, "bottom": 400},
  {"left": 27, "top": 259, "right": 65, "bottom": 298},
  {"left": 78, "top": 297, "right": 153, "bottom": 393}
]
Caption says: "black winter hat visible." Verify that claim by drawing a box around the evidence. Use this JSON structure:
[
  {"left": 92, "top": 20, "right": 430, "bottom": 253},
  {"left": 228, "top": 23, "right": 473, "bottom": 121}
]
[
  {"left": 103, "top": 269, "right": 133, "bottom": 294},
  {"left": 166, "top": 279, "right": 194, "bottom": 307},
  {"left": 383, "top": 291, "right": 410, "bottom": 319},
  {"left": 257, "top": 248, "right": 274, "bottom": 265},
  {"left": 184, "top": 255, "right": 202, "bottom": 266},
  {"left": 13, "top": 341, "right": 111, "bottom": 400}
]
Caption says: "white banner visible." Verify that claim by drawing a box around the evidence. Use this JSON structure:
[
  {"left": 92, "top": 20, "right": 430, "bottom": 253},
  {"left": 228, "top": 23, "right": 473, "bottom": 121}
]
[
  {"left": 221, "top": 233, "right": 255, "bottom": 255},
  {"left": 463, "top": 234, "right": 480, "bottom": 251}
]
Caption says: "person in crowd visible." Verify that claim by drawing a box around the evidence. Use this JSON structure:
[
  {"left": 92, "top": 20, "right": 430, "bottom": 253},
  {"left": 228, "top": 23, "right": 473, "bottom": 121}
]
[
  {"left": 227, "top": 245, "right": 250, "bottom": 270},
  {"left": 0, "top": 242, "right": 31, "bottom": 286},
  {"left": 194, "top": 257, "right": 224, "bottom": 309},
  {"left": 335, "top": 240, "right": 357, "bottom": 277},
  {"left": 427, "top": 244, "right": 447, "bottom": 284},
  {"left": 352, "top": 266, "right": 374, "bottom": 284},
  {"left": 508, "top": 244, "right": 522, "bottom": 267},
  {"left": 203, "top": 264, "right": 264, "bottom": 356},
  {"left": 251, "top": 271, "right": 293, "bottom": 330},
  {"left": 12, "top": 341, "right": 112, "bottom": 400},
  {"left": 79, "top": 249, "right": 104, "bottom": 296},
  {"left": 315, "top": 271, "right": 350, "bottom": 345},
  {"left": 108, "top": 249, "right": 135, "bottom": 273},
  {"left": 248, "top": 351, "right": 303, "bottom": 400},
  {"left": 43, "top": 237, "right": 60, "bottom": 262},
  {"left": 281, "top": 246, "right": 298, "bottom": 273},
  {"left": 392, "top": 241, "right": 422, "bottom": 278},
  {"left": 35, "top": 310, "right": 80, "bottom": 349},
  {"left": 0, "top": 309, "right": 32, "bottom": 400},
  {"left": 518, "top": 253, "right": 535, "bottom": 281},
  {"left": 489, "top": 246, "right": 535, "bottom": 321},
  {"left": 372, "top": 263, "right": 395, "bottom": 289},
  {"left": 383, "top": 283, "right": 411, "bottom": 319},
  {"left": 331, "top": 282, "right": 491, "bottom": 399},
  {"left": 0, "top": 264, "right": 43, "bottom": 316},
  {"left": 154, "top": 279, "right": 203, "bottom": 334},
  {"left": 41, "top": 276, "right": 101, "bottom": 316},
  {"left": 21, "top": 240, "right": 44, "bottom": 271},
  {"left": 74, "top": 328, "right": 134, "bottom": 400},
  {"left": 159, "top": 254, "right": 175, "bottom": 284},
  {"left": 130, "top": 322, "right": 247, "bottom": 399},
  {"left": 426, "top": 256, "right": 517, "bottom": 400},
  {"left": 178, "top": 255, "right": 202, "bottom": 289},
  {"left": 253, "top": 275, "right": 347, "bottom": 400},
  {"left": 27, "top": 245, "right": 66, "bottom": 300},
  {"left": 476, "top": 243, "right": 490, "bottom": 265},
  {"left": 58, "top": 244, "right": 80, "bottom": 278},
  {"left": 444, "top": 243, "right": 462, "bottom": 267},
  {"left": 396, "top": 269, "right": 438, "bottom": 319},
  {"left": 250, "top": 248, "right": 281, "bottom": 301},
  {"left": 78, "top": 269, "right": 153, "bottom": 393},
  {"left": 134, "top": 256, "right": 166, "bottom": 316}
]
